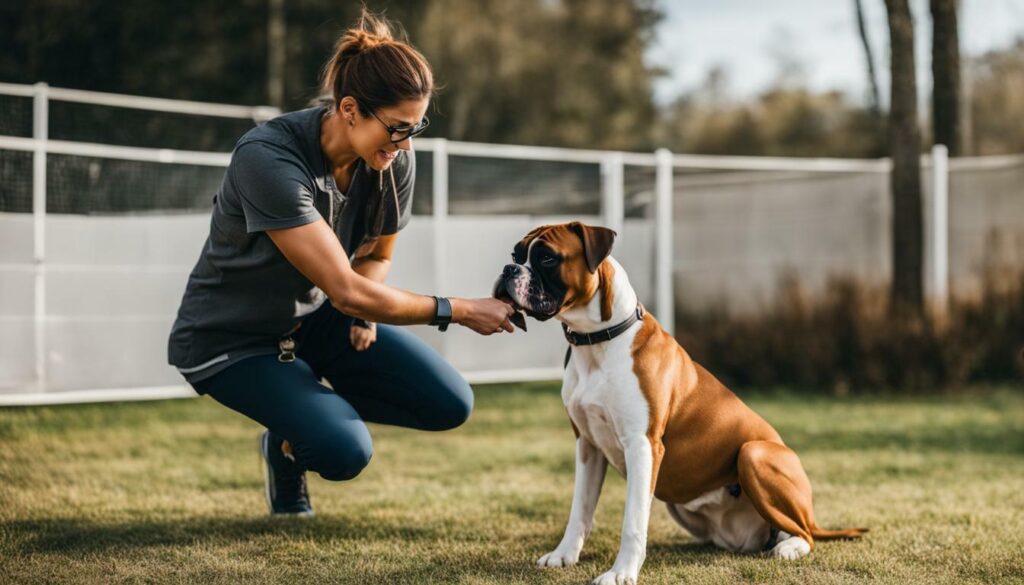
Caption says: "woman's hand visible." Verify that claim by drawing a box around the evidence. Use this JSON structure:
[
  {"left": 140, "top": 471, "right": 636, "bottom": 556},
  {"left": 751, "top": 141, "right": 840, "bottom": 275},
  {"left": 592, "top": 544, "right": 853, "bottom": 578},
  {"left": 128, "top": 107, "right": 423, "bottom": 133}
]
[
  {"left": 350, "top": 321, "right": 377, "bottom": 351},
  {"left": 452, "top": 298, "right": 516, "bottom": 335}
]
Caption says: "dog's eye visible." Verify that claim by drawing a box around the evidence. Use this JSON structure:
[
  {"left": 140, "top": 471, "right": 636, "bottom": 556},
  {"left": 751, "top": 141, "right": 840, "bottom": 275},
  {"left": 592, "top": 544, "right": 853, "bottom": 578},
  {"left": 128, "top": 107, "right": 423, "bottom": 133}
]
[{"left": 539, "top": 253, "right": 559, "bottom": 267}]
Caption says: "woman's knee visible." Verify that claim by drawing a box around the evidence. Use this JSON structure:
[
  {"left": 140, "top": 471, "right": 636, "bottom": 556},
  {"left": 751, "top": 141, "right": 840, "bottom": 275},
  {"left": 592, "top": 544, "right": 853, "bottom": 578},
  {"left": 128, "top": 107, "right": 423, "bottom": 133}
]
[
  {"left": 296, "top": 424, "right": 373, "bottom": 481},
  {"left": 337, "top": 324, "right": 474, "bottom": 431},
  {"left": 425, "top": 379, "right": 474, "bottom": 431}
]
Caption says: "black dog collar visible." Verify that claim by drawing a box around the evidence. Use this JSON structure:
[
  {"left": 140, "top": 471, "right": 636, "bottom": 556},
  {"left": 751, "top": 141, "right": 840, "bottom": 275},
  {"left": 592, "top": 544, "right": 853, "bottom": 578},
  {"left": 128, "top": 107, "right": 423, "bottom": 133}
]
[{"left": 562, "top": 304, "right": 645, "bottom": 346}]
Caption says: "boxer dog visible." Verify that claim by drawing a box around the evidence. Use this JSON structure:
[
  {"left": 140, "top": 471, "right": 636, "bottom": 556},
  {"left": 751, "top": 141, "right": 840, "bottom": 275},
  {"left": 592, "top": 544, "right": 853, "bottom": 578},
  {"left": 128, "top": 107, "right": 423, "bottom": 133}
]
[{"left": 492, "top": 222, "right": 866, "bottom": 585}]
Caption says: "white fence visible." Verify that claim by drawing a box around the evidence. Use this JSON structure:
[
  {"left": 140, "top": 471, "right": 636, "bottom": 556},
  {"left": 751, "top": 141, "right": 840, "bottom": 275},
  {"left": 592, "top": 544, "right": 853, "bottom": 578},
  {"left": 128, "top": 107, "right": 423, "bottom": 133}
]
[{"left": 1, "top": 82, "right": 1022, "bottom": 405}]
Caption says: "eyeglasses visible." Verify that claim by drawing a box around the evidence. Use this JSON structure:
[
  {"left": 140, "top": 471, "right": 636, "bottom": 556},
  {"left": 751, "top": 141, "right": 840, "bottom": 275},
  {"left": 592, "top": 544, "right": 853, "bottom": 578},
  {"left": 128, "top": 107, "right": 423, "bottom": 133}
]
[{"left": 366, "top": 108, "right": 430, "bottom": 144}]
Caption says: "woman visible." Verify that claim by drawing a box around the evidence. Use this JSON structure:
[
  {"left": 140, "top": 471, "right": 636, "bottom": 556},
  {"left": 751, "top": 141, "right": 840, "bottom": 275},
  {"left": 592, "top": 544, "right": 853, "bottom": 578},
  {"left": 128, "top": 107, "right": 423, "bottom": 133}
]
[{"left": 167, "top": 11, "right": 515, "bottom": 516}]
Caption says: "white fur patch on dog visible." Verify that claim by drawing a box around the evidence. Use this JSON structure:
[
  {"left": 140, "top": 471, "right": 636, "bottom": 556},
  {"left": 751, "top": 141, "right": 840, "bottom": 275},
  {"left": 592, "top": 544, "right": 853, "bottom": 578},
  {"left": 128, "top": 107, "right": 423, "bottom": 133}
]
[
  {"left": 770, "top": 533, "right": 811, "bottom": 560},
  {"left": 668, "top": 487, "right": 770, "bottom": 553}
]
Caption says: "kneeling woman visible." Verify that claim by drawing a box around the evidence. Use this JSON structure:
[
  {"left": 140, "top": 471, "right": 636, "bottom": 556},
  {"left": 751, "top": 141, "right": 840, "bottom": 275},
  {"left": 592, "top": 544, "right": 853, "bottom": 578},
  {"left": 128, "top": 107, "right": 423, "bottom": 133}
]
[{"left": 168, "top": 11, "right": 515, "bottom": 516}]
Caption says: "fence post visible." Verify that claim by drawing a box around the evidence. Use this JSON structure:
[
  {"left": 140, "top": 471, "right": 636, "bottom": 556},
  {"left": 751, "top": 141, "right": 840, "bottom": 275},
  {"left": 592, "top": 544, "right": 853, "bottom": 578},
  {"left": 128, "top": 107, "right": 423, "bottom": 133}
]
[
  {"left": 432, "top": 139, "right": 449, "bottom": 353},
  {"left": 601, "top": 151, "right": 624, "bottom": 234},
  {"left": 32, "top": 82, "right": 48, "bottom": 393},
  {"left": 931, "top": 144, "right": 949, "bottom": 311},
  {"left": 655, "top": 148, "right": 675, "bottom": 336}
]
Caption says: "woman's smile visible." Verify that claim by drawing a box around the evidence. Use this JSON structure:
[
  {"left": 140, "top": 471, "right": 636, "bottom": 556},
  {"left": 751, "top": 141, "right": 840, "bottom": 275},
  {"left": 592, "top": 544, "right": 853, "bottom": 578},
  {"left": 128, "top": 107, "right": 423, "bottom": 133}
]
[{"left": 376, "top": 148, "right": 399, "bottom": 165}]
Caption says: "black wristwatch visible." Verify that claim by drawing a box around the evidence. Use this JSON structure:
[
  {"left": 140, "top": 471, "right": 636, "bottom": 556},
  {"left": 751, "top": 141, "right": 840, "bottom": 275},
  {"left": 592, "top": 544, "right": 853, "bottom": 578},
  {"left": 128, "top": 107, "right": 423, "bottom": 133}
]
[
  {"left": 430, "top": 296, "right": 453, "bottom": 332},
  {"left": 351, "top": 318, "right": 372, "bottom": 330}
]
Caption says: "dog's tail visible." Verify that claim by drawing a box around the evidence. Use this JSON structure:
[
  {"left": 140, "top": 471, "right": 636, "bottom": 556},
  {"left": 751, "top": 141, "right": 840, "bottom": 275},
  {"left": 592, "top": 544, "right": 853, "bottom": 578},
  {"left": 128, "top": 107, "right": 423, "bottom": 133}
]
[{"left": 810, "top": 525, "right": 869, "bottom": 540}]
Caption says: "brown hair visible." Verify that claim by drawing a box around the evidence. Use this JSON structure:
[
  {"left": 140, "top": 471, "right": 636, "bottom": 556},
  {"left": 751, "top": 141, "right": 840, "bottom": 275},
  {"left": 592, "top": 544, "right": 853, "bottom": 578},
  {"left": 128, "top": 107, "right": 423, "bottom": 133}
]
[
  {"left": 318, "top": 9, "right": 434, "bottom": 248},
  {"left": 319, "top": 9, "right": 434, "bottom": 116}
]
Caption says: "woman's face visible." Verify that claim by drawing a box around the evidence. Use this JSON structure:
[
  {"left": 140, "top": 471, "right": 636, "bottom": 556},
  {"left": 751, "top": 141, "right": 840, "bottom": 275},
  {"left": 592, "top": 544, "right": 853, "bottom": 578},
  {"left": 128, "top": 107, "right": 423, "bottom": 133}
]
[{"left": 341, "top": 97, "right": 430, "bottom": 171}]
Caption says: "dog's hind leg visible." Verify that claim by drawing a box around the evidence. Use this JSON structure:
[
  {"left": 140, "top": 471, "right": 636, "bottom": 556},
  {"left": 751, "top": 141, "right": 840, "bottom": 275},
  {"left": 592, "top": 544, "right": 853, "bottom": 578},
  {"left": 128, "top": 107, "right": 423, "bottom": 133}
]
[
  {"left": 736, "top": 440, "right": 817, "bottom": 559},
  {"left": 738, "top": 440, "right": 868, "bottom": 559}
]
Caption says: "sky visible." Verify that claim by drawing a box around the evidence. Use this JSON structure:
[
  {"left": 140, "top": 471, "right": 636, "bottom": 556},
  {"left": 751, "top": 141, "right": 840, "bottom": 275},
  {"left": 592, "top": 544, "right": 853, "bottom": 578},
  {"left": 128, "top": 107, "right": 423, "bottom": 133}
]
[{"left": 647, "top": 0, "right": 1024, "bottom": 105}]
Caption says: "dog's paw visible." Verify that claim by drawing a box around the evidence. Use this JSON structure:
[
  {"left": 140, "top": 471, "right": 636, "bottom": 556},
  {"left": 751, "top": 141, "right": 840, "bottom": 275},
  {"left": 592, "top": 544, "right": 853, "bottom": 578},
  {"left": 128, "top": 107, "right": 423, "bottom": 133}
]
[
  {"left": 537, "top": 548, "right": 580, "bottom": 568},
  {"left": 591, "top": 568, "right": 638, "bottom": 585},
  {"left": 770, "top": 536, "right": 811, "bottom": 560}
]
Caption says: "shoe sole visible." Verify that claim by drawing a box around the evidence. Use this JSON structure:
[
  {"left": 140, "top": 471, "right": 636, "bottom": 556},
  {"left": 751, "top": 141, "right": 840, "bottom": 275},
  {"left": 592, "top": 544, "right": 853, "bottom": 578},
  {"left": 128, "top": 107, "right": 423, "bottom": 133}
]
[{"left": 259, "top": 431, "right": 314, "bottom": 518}]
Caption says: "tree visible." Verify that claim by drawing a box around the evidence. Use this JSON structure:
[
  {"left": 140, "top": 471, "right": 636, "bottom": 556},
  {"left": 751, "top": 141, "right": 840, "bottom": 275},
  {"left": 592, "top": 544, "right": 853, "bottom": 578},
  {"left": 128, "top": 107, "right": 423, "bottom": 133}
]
[
  {"left": 267, "top": 0, "right": 286, "bottom": 109},
  {"left": 853, "top": 0, "right": 886, "bottom": 156},
  {"left": 414, "top": 0, "right": 662, "bottom": 149},
  {"left": 969, "top": 39, "right": 1024, "bottom": 154},
  {"left": 930, "top": 0, "right": 961, "bottom": 155},
  {"left": 660, "top": 71, "right": 887, "bottom": 158},
  {"left": 885, "top": 0, "right": 924, "bottom": 316},
  {"left": 853, "top": 0, "right": 882, "bottom": 116}
]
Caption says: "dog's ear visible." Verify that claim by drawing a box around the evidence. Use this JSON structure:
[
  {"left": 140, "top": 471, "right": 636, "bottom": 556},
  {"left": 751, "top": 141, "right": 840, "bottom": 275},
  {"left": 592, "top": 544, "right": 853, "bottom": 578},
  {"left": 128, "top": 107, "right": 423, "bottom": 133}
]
[
  {"left": 568, "top": 222, "right": 616, "bottom": 273},
  {"left": 512, "top": 225, "right": 548, "bottom": 264}
]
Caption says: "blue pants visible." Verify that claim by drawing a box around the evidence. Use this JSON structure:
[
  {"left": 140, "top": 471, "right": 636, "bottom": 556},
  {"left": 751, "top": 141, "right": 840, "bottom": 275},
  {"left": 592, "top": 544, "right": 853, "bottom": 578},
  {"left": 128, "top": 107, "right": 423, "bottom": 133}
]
[{"left": 192, "top": 302, "right": 473, "bottom": 481}]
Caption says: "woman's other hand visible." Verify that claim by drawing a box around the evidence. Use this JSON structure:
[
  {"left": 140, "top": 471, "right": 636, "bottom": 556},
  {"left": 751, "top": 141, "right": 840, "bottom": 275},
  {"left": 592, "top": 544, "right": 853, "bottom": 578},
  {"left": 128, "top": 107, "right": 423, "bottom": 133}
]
[{"left": 350, "top": 320, "right": 377, "bottom": 351}]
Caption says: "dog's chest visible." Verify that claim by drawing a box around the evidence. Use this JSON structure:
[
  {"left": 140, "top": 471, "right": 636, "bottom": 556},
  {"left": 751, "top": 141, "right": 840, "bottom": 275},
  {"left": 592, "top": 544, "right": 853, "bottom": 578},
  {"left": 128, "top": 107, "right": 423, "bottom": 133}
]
[{"left": 562, "top": 345, "right": 649, "bottom": 476}]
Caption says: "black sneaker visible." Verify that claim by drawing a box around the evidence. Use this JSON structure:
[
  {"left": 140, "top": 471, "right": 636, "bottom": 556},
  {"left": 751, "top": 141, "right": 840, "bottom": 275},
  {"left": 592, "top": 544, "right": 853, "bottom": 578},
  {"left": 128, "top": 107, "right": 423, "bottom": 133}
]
[{"left": 259, "top": 430, "right": 314, "bottom": 517}]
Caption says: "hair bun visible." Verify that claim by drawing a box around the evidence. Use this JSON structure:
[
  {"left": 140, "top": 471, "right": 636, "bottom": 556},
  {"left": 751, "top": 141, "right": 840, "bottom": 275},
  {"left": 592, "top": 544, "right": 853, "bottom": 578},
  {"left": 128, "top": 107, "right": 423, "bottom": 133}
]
[
  {"left": 318, "top": 8, "right": 432, "bottom": 111},
  {"left": 339, "top": 28, "right": 390, "bottom": 57}
]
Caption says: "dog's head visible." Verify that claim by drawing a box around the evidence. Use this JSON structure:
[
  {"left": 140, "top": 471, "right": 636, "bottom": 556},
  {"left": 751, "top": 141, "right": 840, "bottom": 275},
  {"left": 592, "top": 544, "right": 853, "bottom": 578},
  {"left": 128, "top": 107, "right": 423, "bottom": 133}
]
[{"left": 492, "top": 222, "right": 617, "bottom": 330}]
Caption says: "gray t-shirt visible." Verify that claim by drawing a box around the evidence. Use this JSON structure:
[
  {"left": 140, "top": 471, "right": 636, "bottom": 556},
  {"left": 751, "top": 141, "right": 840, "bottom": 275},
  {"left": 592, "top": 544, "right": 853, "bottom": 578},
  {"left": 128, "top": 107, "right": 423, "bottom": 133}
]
[{"left": 168, "top": 106, "right": 414, "bottom": 385}]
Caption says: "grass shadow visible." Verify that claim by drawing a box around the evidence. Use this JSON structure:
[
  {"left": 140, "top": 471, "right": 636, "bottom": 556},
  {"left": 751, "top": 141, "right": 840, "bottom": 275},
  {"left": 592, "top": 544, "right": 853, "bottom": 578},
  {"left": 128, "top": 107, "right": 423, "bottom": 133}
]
[{"left": 5, "top": 514, "right": 443, "bottom": 555}]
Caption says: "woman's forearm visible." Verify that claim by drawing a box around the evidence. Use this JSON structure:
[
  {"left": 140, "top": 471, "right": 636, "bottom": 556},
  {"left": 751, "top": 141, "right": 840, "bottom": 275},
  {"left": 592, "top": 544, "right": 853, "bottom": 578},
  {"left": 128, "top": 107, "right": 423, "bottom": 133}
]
[
  {"left": 349, "top": 248, "right": 416, "bottom": 323},
  {"left": 328, "top": 272, "right": 433, "bottom": 324},
  {"left": 267, "top": 221, "right": 456, "bottom": 326}
]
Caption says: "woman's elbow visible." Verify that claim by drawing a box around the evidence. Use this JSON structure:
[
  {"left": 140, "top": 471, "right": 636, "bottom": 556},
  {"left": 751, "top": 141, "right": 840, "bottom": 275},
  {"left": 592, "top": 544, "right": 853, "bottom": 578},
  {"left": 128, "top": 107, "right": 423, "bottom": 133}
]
[
  {"left": 329, "top": 286, "right": 377, "bottom": 320},
  {"left": 329, "top": 294, "right": 360, "bottom": 317},
  {"left": 325, "top": 277, "right": 353, "bottom": 312},
  {"left": 328, "top": 296, "right": 348, "bottom": 314}
]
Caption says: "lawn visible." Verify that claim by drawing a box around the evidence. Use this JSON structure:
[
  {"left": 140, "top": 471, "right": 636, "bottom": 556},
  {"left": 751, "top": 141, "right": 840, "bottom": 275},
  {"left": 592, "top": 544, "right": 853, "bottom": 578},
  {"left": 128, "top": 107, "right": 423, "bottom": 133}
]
[{"left": 1, "top": 383, "right": 1022, "bottom": 584}]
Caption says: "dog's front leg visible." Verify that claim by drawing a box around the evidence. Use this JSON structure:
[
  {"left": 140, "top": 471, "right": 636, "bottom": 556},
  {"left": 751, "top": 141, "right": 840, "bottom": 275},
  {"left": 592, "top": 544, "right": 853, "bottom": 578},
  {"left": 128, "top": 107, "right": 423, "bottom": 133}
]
[
  {"left": 538, "top": 437, "right": 608, "bottom": 568},
  {"left": 592, "top": 436, "right": 663, "bottom": 585}
]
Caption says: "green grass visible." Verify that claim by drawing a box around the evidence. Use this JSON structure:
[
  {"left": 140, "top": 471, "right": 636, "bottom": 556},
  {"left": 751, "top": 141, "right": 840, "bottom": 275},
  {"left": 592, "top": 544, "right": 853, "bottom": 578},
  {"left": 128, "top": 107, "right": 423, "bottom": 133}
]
[{"left": 1, "top": 383, "right": 1023, "bottom": 584}]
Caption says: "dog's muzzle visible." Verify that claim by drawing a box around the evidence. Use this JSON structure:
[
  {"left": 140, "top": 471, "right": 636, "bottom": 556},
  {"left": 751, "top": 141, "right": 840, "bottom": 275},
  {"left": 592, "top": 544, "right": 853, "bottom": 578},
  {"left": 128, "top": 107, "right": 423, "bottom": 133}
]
[{"left": 492, "top": 264, "right": 561, "bottom": 328}]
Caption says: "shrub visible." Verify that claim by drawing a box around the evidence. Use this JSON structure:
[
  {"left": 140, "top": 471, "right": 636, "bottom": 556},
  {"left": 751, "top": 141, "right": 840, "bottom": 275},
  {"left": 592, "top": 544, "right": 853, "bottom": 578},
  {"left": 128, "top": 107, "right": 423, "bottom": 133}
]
[{"left": 675, "top": 273, "right": 1024, "bottom": 393}]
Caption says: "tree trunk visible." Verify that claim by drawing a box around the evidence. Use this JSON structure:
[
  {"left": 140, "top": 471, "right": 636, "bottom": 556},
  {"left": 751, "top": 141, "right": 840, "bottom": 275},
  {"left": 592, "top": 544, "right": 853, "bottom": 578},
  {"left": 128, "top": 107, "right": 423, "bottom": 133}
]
[
  {"left": 854, "top": 0, "right": 886, "bottom": 156},
  {"left": 854, "top": 0, "right": 882, "bottom": 116},
  {"left": 930, "top": 0, "right": 961, "bottom": 155},
  {"left": 266, "top": 0, "right": 286, "bottom": 109},
  {"left": 885, "top": 0, "right": 924, "bottom": 317}
]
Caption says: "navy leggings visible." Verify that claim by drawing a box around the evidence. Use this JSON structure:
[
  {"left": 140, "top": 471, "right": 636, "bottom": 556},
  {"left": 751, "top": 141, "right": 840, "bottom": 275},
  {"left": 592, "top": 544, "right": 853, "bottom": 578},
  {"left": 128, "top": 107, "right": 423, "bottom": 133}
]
[{"left": 192, "top": 302, "right": 474, "bottom": 481}]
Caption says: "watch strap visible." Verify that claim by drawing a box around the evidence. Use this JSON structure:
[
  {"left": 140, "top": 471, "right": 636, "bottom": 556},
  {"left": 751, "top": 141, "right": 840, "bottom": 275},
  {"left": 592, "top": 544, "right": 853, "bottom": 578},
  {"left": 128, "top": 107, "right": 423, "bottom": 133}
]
[{"left": 430, "top": 296, "right": 453, "bottom": 332}]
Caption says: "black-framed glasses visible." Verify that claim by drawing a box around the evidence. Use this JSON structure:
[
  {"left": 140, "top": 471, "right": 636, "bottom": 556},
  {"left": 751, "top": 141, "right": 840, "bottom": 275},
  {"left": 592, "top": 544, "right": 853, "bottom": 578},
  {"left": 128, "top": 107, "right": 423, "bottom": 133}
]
[{"left": 367, "top": 109, "right": 430, "bottom": 144}]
